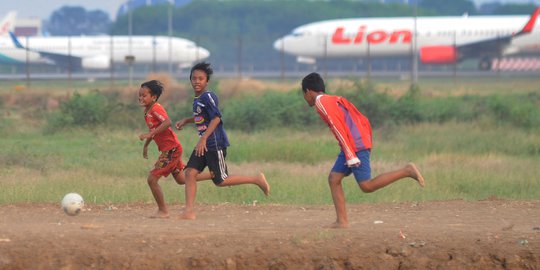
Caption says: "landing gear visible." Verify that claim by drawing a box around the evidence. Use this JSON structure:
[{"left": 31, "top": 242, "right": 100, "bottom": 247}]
[{"left": 478, "top": 57, "right": 492, "bottom": 71}]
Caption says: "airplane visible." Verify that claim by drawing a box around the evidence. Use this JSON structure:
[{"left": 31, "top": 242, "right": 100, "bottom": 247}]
[
  {"left": 273, "top": 8, "right": 540, "bottom": 71},
  {"left": 0, "top": 9, "right": 209, "bottom": 71},
  {"left": 1, "top": 33, "right": 210, "bottom": 70},
  {"left": 0, "top": 11, "right": 16, "bottom": 36}
]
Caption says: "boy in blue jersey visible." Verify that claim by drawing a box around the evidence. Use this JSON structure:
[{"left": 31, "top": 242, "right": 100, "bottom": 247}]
[{"left": 175, "top": 62, "right": 270, "bottom": 220}]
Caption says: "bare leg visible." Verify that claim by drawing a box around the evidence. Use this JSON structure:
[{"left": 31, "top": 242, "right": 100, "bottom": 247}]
[
  {"left": 173, "top": 170, "right": 212, "bottom": 185},
  {"left": 359, "top": 163, "right": 425, "bottom": 193},
  {"left": 147, "top": 174, "right": 169, "bottom": 218},
  {"left": 217, "top": 173, "right": 270, "bottom": 196},
  {"left": 178, "top": 168, "right": 198, "bottom": 220},
  {"left": 327, "top": 172, "right": 349, "bottom": 229}
]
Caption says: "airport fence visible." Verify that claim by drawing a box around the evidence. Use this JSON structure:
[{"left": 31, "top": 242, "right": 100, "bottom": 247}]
[{"left": 1, "top": 34, "right": 539, "bottom": 85}]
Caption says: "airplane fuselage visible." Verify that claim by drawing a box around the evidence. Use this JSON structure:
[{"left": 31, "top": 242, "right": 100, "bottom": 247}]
[
  {"left": 0, "top": 35, "right": 209, "bottom": 69},
  {"left": 274, "top": 13, "right": 540, "bottom": 65}
]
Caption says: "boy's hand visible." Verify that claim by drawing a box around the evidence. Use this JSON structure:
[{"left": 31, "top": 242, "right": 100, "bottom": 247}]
[
  {"left": 175, "top": 120, "right": 186, "bottom": 130},
  {"left": 346, "top": 158, "right": 361, "bottom": 168},
  {"left": 349, "top": 162, "right": 361, "bottom": 168},
  {"left": 139, "top": 132, "right": 152, "bottom": 141},
  {"left": 195, "top": 137, "right": 207, "bottom": 157},
  {"left": 142, "top": 146, "right": 148, "bottom": 159}
]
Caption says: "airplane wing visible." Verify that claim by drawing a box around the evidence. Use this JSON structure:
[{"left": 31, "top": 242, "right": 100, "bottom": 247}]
[
  {"left": 420, "top": 7, "right": 539, "bottom": 68},
  {"left": 9, "top": 31, "right": 84, "bottom": 70},
  {"left": 456, "top": 7, "right": 539, "bottom": 61},
  {"left": 456, "top": 36, "right": 512, "bottom": 60}
]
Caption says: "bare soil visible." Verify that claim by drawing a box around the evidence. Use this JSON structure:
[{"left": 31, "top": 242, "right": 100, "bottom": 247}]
[{"left": 1, "top": 199, "right": 539, "bottom": 270}]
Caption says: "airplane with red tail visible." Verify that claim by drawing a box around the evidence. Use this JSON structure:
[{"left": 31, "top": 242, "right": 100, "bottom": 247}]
[{"left": 273, "top": 8, "right": 540, "bottom": 70}]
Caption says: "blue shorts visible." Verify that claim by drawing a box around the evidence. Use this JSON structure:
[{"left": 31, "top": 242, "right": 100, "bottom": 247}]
[{"left": 331, "top": 150, "right": 371, "bottom": 183}]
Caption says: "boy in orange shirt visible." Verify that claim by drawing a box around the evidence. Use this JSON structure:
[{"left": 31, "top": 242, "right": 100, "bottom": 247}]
[
  {"left": 301, "top": 72, "right": 425, "bottom": 228},
  {"left": 138, "top": 80, "right": 210, "bottom": 218}
]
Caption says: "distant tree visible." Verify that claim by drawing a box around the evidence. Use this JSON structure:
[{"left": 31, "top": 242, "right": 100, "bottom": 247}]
[
  {"left": 491, "top": 4, "right": 538, "bottom": 15},
  {"left": 419, "top": 0, "right": 477, "bottom": 15},
  {"left": 48, "top": 6, "right": 112, "bottom": 36}
]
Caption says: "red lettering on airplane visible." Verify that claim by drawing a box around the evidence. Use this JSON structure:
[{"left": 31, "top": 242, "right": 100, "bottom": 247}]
[
  {"left": 332, "top": 27, "right": 351, "bottom": 44},
  {"left": 332, "top": 26, "right": 411, "bottom": 45}
]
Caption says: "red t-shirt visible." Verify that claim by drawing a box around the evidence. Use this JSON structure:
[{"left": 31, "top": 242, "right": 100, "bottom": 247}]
[{"left": 144, "top": 103, "right": 181, "bottom": 152}]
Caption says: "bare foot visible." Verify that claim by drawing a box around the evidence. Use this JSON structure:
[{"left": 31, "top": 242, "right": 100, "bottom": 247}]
[
  {"left": 408, "top": 163, "right": 425, "bottom": 187},
  {"left": 324, "top": 221, "right": 349, "bottom": 229},
  {"left": 149, "top": 211, "right": 170, "bottom": 219},
  {"left": 177, "top": 210, "right": 196, "bottom": 220},
  {"left": 257, "top": 173, "right": 270, "bottom": 196}
]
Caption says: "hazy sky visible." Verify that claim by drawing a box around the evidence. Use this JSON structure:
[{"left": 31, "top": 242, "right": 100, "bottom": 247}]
[
  {"left": 1, "top": 0, "right": 539, "bottom": 20},
  {"left": 1, "top": 0, "right": 125, "bottom": 20}
]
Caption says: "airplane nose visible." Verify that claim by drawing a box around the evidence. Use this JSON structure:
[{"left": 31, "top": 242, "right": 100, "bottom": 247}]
[
  {"left": 197, "top": 47, "right": 210, "bottom": 60},
  {"left": 273, "top": 38, "right": 284, "bottom": 51}
]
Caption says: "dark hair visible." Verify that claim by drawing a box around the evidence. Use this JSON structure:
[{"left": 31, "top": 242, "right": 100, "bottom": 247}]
[
  {"left": 141, "top": 80, "right": 164, "bottom": 100},
  {"left": 190, "top": 61, "right": 213, "bottom": 81},
  {"left": 301, "top": 72, "right": 325, "bottom": 93}
]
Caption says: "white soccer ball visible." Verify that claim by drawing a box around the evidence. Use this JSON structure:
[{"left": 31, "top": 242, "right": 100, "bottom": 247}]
[{"left": 61, "top": 193, "right": 84, "bottom": 216}]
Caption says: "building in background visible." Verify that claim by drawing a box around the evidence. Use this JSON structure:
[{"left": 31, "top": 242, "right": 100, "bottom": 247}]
[{"left": 14, "top": 17, "right": 42, "bottom": 37}]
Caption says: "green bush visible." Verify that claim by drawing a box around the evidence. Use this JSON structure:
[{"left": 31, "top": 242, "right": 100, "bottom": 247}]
[
  {"left": 223, "top": 91, "right": 320, "bottom": 131},
  {"left": 487, "top": 93, "right": 540, "bottom": 129},
  {"left": 389, "top": 84, "right": 422, "bottom": 124},
  {"left": 45, "top": 91, "right": 109, "bottom": 133},
  {"left": 41, "top": 81, "right": 539, "bottom": 134}
]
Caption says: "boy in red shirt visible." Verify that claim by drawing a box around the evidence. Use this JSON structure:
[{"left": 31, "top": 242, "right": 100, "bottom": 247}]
[
  {"left": 138, "top": 80, "right": 209, "bottom": 218},
  {"left": 301, "top": 72, "right": 425, "bottom": 228}
]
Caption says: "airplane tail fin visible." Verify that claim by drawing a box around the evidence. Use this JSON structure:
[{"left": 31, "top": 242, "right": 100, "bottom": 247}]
[
  {"left": 516, "top": 7, "right": 540, "bottom": 36},
  {"left": 9, "top": 31, "right": 26, "bottom": 49},
  {"left": 0, "top": 11, "right": 17, "bottom": 36}
]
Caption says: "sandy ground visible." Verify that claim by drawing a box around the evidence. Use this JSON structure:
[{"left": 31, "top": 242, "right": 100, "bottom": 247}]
[{"left": 0, "top": 199, "right": 539, "bottom": 270}]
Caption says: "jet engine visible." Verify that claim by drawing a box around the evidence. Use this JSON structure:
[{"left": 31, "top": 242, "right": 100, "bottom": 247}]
[
  {"left": 420, "top": 46, "right": 458, "bottom": 64},
  {"left": 82, "top": 55, "right": 111, "bottom": 69}
]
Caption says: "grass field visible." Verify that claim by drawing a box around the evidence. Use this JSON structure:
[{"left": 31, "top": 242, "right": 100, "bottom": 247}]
[
  {"left": 1, "top": 76, "right": 539, "bottom": 205},
  {"left": 1, "top": 122, "right": 538, "bottom": 205}
]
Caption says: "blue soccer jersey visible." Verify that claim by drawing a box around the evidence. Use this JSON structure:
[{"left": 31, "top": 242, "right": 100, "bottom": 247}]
[{"left": 192, "top": 91, "right": 230, "bottom": 150}]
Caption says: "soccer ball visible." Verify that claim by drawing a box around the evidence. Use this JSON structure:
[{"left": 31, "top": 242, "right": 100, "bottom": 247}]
[{"left": 61, "top": 193, "right": 84, "bottom": 216}]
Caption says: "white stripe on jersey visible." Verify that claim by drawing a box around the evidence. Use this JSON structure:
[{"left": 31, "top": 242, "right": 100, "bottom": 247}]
[
  {"left": 207, "top": 92, "right": 216, "bottom": 106},
  {"left": 218, "top": 149, "right": 228, "bottom": 180}
]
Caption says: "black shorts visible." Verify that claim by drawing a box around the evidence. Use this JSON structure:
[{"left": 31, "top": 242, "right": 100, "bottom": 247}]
[{"left": 186, "top": 148, "right": 228, "bottom": 185}]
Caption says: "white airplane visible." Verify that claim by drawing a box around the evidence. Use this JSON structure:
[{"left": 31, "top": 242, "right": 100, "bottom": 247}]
[
  {"left": 274, "top": 8, "right": 540, "bottom": 70},
  {"left": 0, "top": 11, "right": 16, "bottom": 36},
  {"left": 0, "top": 10, "right": 209, "bottom": 71},
  {"left": 1, "top": 33, "right": 210, "bottom": 70}
]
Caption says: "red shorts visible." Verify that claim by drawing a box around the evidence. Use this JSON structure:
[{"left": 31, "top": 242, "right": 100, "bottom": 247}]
[{"left": 150, "top": 147, "right": 186, "bottom": 177}]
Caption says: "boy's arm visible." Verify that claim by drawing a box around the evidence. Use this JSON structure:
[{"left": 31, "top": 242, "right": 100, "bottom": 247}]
[
  {"left": 316, "top": 98, "right": 360, "bottom": 167},
  {"left": 175, "top": 117, "right": 195, "bottom": 130},
  {"left": 194, "top": 116, "right": 220, "bottom": 157},
  {"left": 142, "top": 138, "right": 152, "bottom": 159},
  {"left": 139, "top": 118, "right": 172, "bottom": 140}
]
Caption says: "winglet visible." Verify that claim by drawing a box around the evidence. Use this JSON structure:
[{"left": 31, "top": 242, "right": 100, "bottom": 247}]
[
  {"left": 517, "top": 7, "right": 540, "bottom": 36},
  {"left": 9, "top": 31, "right": 25, "bottom": 49}
]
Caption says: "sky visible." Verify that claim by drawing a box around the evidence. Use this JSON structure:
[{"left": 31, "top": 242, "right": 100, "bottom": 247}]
[
  {"left": 1, "top": 0, "right": 539, "bottom": 21},
  {"left": 1, "top": 0, "right": 125, "bottom": 20}
]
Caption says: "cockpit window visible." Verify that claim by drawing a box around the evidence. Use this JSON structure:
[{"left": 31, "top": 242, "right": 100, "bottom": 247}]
[{"left": 292, "top": 29, "right": 310, "bottom": 37}]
